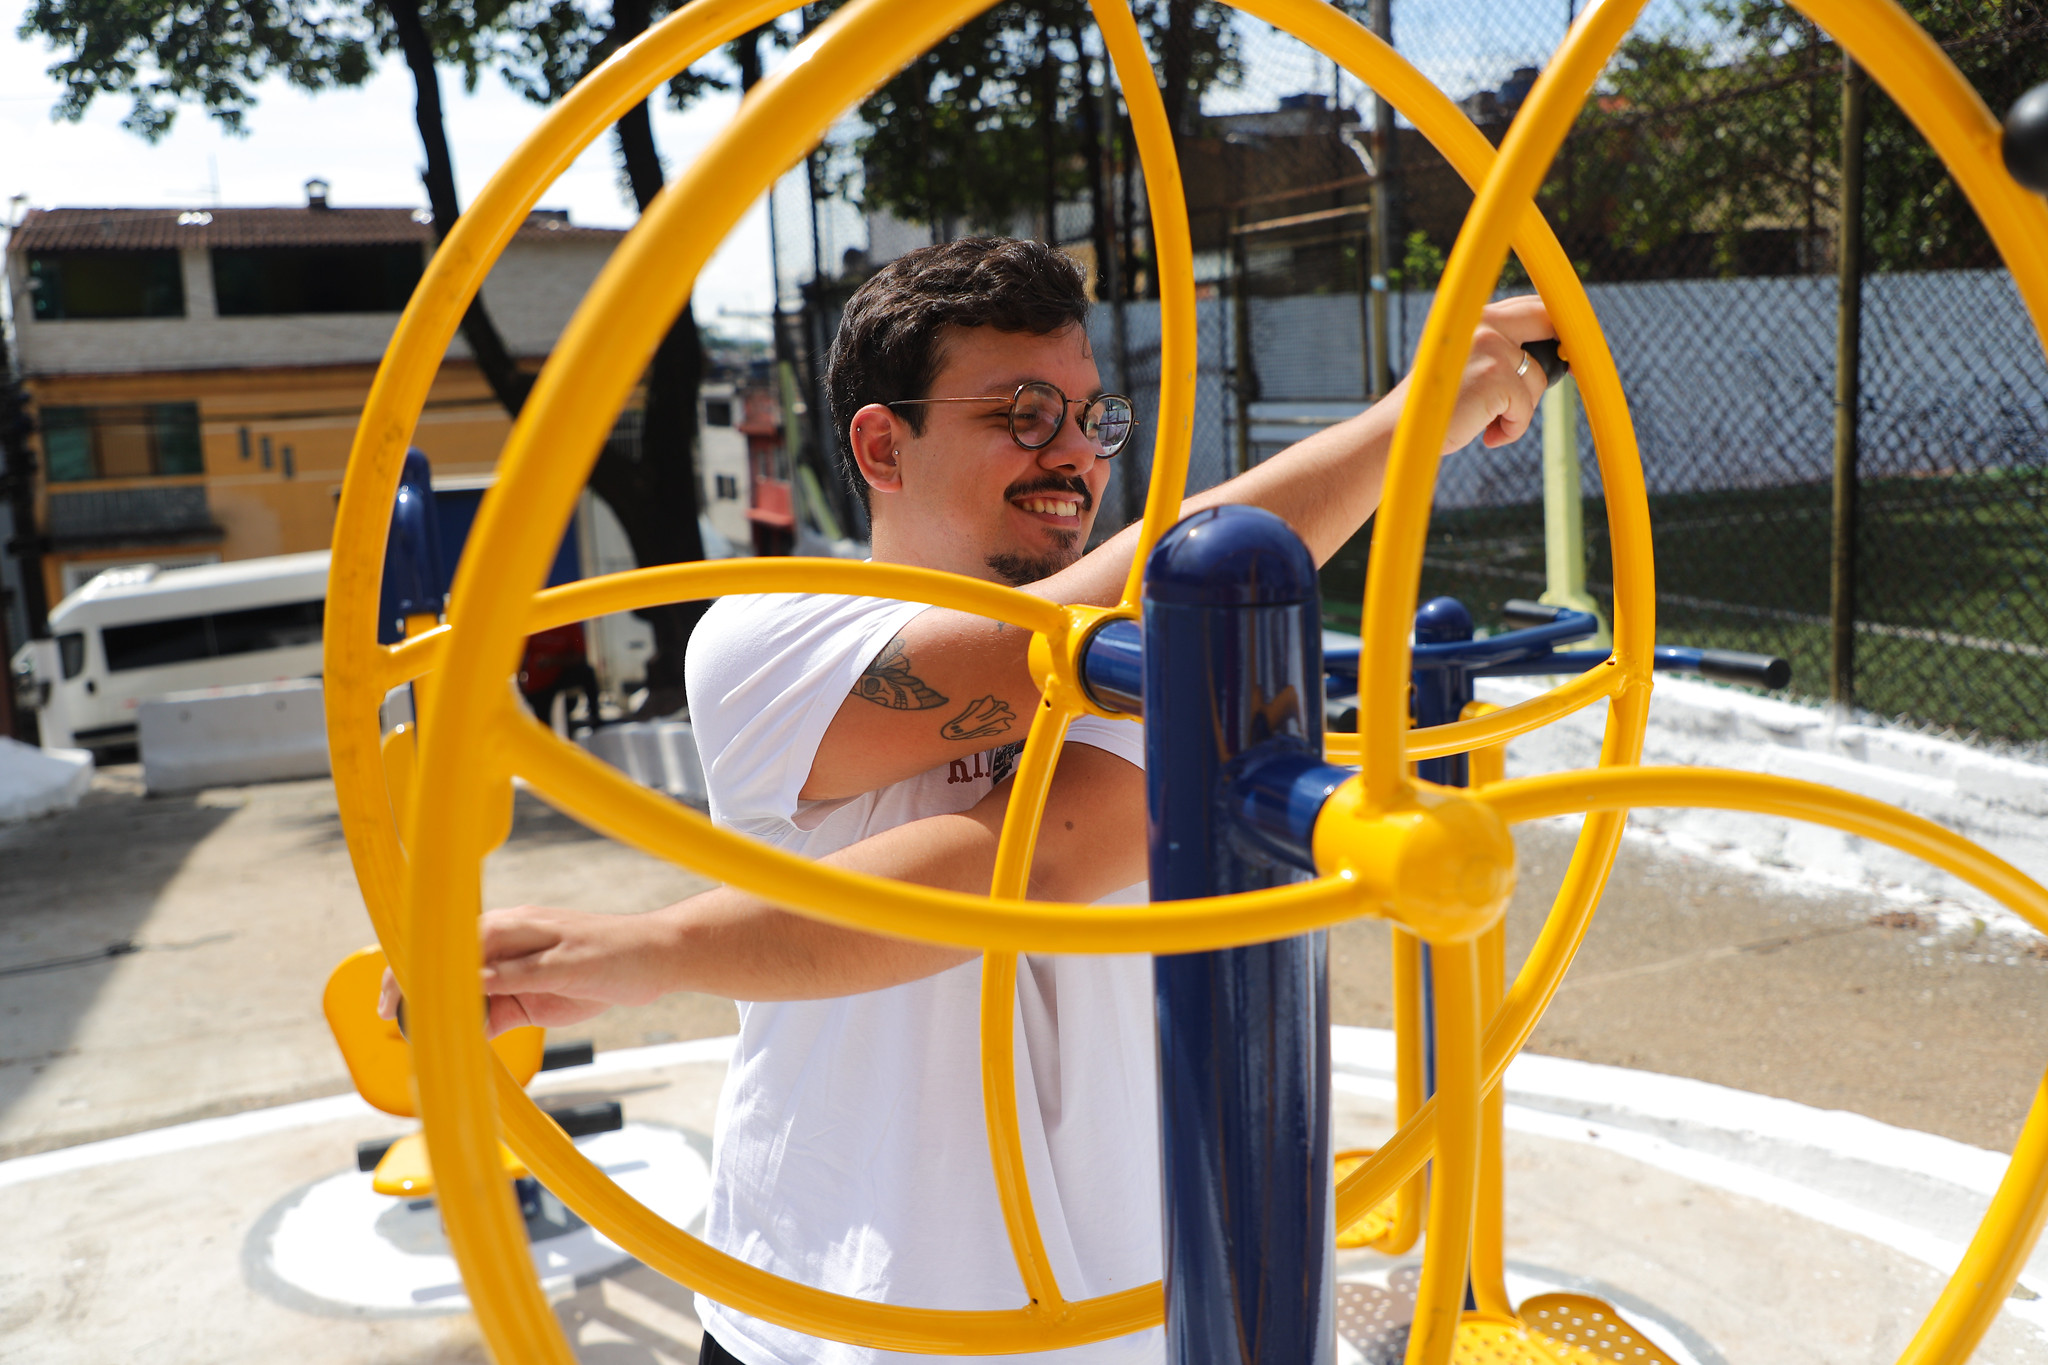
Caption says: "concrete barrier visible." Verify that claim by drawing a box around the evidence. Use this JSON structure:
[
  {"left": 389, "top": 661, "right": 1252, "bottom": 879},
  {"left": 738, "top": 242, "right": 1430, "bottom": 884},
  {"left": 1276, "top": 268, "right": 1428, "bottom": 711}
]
[
  {"left": 579, "top": 721, "right": 707, "bottom": 808},
  {"left": 138, "top": 679, "right": 329, "bottom": 795}
]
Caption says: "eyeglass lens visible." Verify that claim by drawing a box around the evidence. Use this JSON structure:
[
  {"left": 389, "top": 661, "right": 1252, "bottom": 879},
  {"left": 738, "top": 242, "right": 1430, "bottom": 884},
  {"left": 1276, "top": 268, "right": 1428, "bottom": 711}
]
[{"left": 1009, "top": 382, "right": 1134, "bottom": 456}]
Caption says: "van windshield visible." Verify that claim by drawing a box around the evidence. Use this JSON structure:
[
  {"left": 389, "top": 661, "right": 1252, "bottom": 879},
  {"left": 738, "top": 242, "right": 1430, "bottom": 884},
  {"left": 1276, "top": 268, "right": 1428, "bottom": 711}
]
[{"left": 102, "top": 599, "right": 323, "bottom": 673}]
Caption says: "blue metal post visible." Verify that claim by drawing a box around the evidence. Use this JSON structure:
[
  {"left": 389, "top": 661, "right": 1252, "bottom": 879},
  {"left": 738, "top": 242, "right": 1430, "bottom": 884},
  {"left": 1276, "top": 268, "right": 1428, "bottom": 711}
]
[
  {"left": 378, "top": 448, "right": 445, "bottom": 645},
  {"left": 1143, "top": 505, "right": 1334, "bottom": 1365}
]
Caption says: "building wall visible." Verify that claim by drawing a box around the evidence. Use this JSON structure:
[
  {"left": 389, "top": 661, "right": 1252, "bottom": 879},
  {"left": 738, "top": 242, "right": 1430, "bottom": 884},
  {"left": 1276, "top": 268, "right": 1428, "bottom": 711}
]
[
  {"left": 9, "top": 237, "right": 616, "bottom": 376},
  {"left": 11, "top": 224, "right": 628, "bottom": 607},
  {"left": 26, "top": 361, "right": 514, "bottom": 606}
]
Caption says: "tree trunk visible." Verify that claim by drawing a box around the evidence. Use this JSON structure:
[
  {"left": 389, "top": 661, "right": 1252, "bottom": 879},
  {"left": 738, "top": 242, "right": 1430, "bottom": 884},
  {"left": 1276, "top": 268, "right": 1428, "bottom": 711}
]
[
  {"left": 381, "top": 0, "right": 532, "bottom": 417},
  {"left": 598, "top": 0, "right": 711, "bottom": 720},
  {"left": 1160, "top": 0, "right": 1195, "bottom": 138},
  {"left": 1039, "top": 16, "right": 1060, "bottom": 243},
  {"left": 1081, "top": 46, "right": 1114, "bottom": 301}
]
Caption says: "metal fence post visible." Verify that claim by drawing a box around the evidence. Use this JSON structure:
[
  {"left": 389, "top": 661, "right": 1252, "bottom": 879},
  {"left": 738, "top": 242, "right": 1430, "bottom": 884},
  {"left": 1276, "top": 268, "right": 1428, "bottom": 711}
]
[
  {"left": 1144, "top": 504, "right": 1334, "bottom": 1365},
  {"left": 1231, "top": 217, "right": 1254, "bottom": 476},
  {"left": 1830, "top": 55, "right": 1867, "bottom": 714}
]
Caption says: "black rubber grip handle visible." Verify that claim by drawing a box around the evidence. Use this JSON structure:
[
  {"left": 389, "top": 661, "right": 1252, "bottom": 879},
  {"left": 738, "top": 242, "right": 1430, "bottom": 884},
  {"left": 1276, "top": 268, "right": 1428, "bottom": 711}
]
[
  {"left": 1501, "top": 598, "right": 1567, "bottom": 629},
  {"left": 1698, "top": 649, "right": 1791, "bottom": 690},
  {"left": 541, "top": 1040, "right": 596, "bottom": 1071},
  {"left": 1521, "top": 338, "right": 1571, "bottom": 387},
  {"left": 541, "top": 1099, "right": 625, "bottom": 1140}
]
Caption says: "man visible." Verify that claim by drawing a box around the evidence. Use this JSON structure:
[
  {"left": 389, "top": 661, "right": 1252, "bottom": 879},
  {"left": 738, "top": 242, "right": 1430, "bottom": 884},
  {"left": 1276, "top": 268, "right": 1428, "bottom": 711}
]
[{"left": 410, "top": 238, "right": 1553, "bottom": 1364}]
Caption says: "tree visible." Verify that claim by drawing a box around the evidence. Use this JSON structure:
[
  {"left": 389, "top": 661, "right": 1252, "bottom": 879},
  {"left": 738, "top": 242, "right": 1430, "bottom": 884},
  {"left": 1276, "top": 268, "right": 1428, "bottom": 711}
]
[
  {"left": 19, "top": 0, "right": 739, "bottom": 716},
  {"left": 1545, "top": 0, "right": 2046, "bottom": 277},
  {"left": 835, "top": 0, "right": 1240, "bottom": 298}
]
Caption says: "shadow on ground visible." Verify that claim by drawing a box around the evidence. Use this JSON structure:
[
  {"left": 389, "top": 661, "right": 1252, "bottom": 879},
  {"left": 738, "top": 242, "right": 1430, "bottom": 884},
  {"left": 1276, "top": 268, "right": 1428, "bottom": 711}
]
[{"left": 0, "top": 767, "right": 236, "bottom": 1137}]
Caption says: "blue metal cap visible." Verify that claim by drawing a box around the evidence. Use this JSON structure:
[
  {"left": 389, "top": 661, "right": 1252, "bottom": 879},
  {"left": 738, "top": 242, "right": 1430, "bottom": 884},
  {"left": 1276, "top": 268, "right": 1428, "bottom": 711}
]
[
  {"left": 1143, "top": 505, "right": 1317, "bottom": 606},
  {"left": 377, "top": 448, "right": 446, "bottom": 644},
  {"left": 1414, "top": 596, "right": 1474, "bottom": 643}
]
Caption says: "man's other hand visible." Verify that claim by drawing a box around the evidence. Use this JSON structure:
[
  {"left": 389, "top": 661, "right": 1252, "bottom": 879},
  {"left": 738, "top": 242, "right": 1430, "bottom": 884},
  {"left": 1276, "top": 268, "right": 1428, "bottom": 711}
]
[
  {"left": 372, "top": 907, "right": 677, "bottom": 1039},
  {"left": 479, "top": 905, "right": 677, "bottom": 1035},
  {"left": 1437, "top": 295, "right": 1555, "bottom": 453}
]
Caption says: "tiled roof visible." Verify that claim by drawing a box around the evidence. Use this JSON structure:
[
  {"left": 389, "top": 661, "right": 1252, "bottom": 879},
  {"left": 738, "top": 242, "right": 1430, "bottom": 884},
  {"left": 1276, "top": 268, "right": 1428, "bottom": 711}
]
[{"left": 10, "top": 206, "right": 624, "bottom": 253}]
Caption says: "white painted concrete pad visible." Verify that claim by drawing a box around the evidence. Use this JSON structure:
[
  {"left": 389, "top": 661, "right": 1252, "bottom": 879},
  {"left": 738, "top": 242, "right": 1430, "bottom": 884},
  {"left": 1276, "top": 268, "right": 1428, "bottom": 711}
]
[
  {"left": 254, "top": 1124, "right": 710, "bottom": 1314},
  {"left": 3, "top": 1029, "right": 2044, "bottom": 1363}
]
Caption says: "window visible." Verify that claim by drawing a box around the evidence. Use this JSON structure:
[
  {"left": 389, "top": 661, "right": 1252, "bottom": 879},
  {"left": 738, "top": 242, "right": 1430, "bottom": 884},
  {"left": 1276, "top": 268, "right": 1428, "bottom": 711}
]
[
  {"left": 715, "top": 474, "right": 740, "bottom": 500},
  {"left": 41, "top": 404, "right": 204, "bottom": 482},
  {"left": 704, "top": 399, "right": 734, "bottom": 427},
  {"left": 27, "top": 252, "right": 185, "bottom": 320},
  {"left": 209, "top": 600, "right": 323, "bottom": 656},
  {"left": 58, "top": 633, "right": 85, "bottom": 680},
  {"left": 101, "top": 615, "right": 211, "bottom": 672},
  {"left": 211, "top": 245, "right": 423, "bottom": 315},
  {"left": 101, "top": 599, "right": 323, "bottom": 673}
]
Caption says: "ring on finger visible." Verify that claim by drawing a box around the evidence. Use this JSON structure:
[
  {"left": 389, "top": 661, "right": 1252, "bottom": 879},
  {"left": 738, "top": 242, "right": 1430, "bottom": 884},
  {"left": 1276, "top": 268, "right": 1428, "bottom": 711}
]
[{"left": 1515, "top": 350, "right": 1531, "bottom": 378}]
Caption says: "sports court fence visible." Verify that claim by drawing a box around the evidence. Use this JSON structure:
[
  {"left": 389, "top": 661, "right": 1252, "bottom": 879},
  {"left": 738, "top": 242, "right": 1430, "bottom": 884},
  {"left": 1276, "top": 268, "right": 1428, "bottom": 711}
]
[{"left": 767, "top": 0, "right": 2048, "bottom": 749}]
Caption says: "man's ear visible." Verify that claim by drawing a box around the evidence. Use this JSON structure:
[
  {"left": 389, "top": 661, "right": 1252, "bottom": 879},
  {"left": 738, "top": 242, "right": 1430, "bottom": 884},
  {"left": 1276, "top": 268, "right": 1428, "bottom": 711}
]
[{"left": 849, "top": 403, "right": 906, "bottom": 495}]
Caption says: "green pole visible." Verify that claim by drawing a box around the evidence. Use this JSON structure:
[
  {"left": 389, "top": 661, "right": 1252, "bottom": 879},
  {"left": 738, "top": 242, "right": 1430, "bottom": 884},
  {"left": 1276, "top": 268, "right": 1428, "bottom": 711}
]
[{"left": 1538, "top": 374, "right": 1611, "bottom": 650}]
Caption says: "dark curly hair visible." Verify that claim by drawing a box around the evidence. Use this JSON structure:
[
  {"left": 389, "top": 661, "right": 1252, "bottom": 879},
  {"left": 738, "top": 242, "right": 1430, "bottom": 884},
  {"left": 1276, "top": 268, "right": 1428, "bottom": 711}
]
[{"left": 825, "top": 237, "right": 1091, "bottom": 513}]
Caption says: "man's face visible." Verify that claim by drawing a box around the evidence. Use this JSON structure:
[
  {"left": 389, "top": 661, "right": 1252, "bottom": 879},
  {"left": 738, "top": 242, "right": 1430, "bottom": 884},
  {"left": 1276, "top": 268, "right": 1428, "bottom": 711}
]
[{"left": 886, "top": 322, "right": 1115, "bottom": 586}]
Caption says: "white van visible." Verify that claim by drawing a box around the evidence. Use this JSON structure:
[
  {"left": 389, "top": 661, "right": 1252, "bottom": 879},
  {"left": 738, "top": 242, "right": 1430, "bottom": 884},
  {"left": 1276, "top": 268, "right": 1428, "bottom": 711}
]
[{"left": 14, "top": 552, "right": 329, "bottom": 753}]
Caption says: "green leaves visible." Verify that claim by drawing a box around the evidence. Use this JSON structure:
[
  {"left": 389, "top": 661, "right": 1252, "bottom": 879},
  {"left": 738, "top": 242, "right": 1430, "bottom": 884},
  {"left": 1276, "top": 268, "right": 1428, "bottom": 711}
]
[{"left": 20, "top": 0, "right": 376, "bottom": 139}]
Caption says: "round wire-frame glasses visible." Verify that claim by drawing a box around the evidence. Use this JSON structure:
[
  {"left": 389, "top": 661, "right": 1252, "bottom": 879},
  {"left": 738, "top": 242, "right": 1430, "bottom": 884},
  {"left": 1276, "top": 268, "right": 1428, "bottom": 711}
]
[{"left": 886, "top": 380, "right": 1136, "bottom": 457}]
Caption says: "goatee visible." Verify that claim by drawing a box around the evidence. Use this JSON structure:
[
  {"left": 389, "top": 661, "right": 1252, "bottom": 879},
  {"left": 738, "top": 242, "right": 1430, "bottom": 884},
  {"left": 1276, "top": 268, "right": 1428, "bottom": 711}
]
[{"left": 986, "top": 533, "right": 1081, "bottom": 587}]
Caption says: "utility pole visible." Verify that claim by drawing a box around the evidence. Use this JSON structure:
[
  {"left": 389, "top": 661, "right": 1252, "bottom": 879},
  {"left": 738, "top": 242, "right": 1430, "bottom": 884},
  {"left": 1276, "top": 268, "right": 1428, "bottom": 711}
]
[
  {"left": 0, "top": 311, "right": 48, "bottom": 743},
  {"left": 1100, "top": 47, "right": 1136, "bottom": 528},
  {"left": 1367, "top": 0, "right": 1396, "bottom": 398},
  {"left": 1830, "top": 56, "right": 1868, "bottom": 713}
]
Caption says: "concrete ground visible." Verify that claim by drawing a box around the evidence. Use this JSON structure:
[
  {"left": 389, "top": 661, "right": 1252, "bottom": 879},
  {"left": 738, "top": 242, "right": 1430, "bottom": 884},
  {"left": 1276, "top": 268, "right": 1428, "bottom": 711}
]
[{"left": 3, "top": 766, "right": 2047, "bottom": 1362}]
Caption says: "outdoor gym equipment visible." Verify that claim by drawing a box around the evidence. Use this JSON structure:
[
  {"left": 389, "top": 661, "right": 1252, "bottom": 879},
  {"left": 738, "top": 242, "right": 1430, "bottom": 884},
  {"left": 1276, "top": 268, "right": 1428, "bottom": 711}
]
[{"left": 320, "top": 0, "right": 2048, "bottom": 1361}]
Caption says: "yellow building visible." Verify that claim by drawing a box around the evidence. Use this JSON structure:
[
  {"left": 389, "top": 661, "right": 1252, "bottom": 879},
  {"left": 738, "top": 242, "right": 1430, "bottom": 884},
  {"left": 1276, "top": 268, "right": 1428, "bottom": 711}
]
[{"left": 5, "top": 188, "right": 624, "bottom": 605}]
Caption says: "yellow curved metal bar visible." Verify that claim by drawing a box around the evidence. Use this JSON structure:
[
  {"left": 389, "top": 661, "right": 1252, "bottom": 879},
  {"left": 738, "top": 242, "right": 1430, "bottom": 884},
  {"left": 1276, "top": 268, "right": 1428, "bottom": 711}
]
[
  {"left": 1337, "top": 761, "right": 2048, "bottom": 1292},
  {"left": 1378, "top": 928, "right": 1425, "bottom": 1255},
  {"left": 1227, "top": 0, "right": 1658, "bottom": 692},
  {"left": 1461, "top": 704, "right": 1514, "bottom": 1319},
  {"left": 1408, "top": 938, "right": 1482, "bottom": 1365},
  {"left": 379, "top": 559, "right": 1071, "bottom": 691},
  {"left": 979, "top": 697, "right": 1081, "bottom": 1316},
  {"left": 1899, "top": 1063, "right": 2048, "bottom": 1365},
  {"left": 1791, "top": 0, "right": 2048, "bottom": 349},
  {"left": 1326, "top": 659, "right": 1624, "bottom": 765},
  {"left": 1257, "top": 0, "right": 1660, "bottom": 1252},
  {"left": 503, "top": 704, "right": 1398, "bottom": 952},
  {"left": 399, "top": 0, "right": 1022, "bottom": 1357},
  {"left": 1337, "top": 681, "right": 1640, "bottom": 1231},
  {"left": 1324, "top": 0, "right": 1651, "bottom": 810},
  {"left": 1092, "top": 0, "right": 1200, "bottom": 610},
  {"left": 1480, "top": 767, "right": 2048, "bottom": 933},
  {"left": 324, "top": 0, "right": 803, "bottom": 972}
]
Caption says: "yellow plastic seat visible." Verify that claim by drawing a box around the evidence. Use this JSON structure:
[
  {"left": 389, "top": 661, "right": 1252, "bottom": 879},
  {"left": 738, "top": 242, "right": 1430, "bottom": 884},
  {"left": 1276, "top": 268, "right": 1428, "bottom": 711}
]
[{"left": 323, "top": 944, "right": 547, "bottom": 1197}]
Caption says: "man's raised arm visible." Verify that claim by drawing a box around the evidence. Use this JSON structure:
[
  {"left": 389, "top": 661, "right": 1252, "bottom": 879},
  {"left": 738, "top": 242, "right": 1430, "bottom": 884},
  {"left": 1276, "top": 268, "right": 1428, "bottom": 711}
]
[{"left": 798, "top": 297, "right": 1556, "bottom": 803}]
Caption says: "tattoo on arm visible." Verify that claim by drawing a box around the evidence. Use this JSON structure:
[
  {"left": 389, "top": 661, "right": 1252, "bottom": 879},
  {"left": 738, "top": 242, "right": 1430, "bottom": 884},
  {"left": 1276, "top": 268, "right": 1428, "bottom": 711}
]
[
  {"left": 941, "top": 696, "right": 1017, "bottom": 743},
  {"left": 852, "top": 636, "right": 947, "bottom": 710}
]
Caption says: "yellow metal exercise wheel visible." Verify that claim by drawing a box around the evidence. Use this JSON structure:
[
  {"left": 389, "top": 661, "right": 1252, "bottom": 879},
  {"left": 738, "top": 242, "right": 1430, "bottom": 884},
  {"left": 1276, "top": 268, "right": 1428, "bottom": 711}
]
[{"left": 321, "top": 0, "right": 2048, "bottom": 1361}]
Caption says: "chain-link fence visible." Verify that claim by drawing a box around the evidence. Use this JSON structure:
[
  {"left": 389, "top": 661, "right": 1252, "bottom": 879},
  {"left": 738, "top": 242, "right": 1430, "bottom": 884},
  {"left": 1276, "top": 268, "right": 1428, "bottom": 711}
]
[{"left": 773, "top": 0, "right": 2048, "bottom": 749}]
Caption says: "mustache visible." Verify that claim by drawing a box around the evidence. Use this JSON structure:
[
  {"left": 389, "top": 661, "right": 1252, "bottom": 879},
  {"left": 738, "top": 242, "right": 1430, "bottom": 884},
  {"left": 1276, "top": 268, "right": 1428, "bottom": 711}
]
[{"left": 1004, "top": 475, "right": 1094, "bottom": 510}]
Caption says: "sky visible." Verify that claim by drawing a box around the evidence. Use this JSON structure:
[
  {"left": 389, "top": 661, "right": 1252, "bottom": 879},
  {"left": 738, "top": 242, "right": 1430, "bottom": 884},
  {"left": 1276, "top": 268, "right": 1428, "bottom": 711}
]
[{"left": 0, "top": 25, "right": 779, "bottom": 337}]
